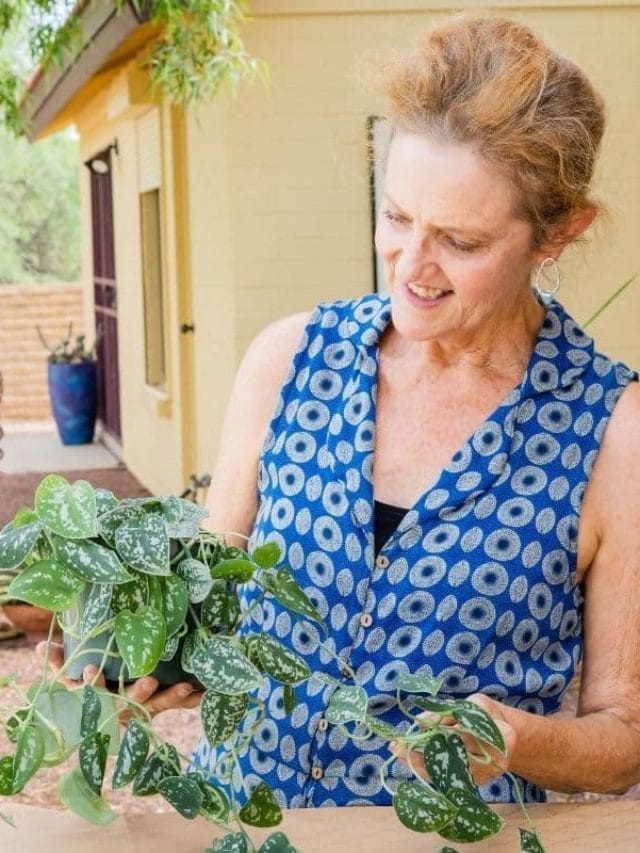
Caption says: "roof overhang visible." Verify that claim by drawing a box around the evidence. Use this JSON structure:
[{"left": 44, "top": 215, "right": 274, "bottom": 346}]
[{"left": 22, "top": 0, "right": 153, "bottom": 139}]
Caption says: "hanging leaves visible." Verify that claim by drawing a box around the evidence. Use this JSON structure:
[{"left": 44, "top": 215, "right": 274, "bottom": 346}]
[
  {"left": 112, "top": 719, "right": 149, "bottom": 789},
  {"left": 7, "top": 559, "right": 85, "bottom": 610},
  {"left": 325, "top": 685, "right": 368, "bottom": 726},
  {"left": 519, "top": 828, "right": 546, "bottom": 852},
  {"left": 157, "top": 775, "right": 203, "bottom": 819},
  {"left": 176, "top": 558, "right": 213, "bottom": 603},
  {"left": 0, "top": 518, "right": 42, "bottom": 569},
  {"left": 53, "top": 536, "right": 132, "bottom": 584},
  {"left": 392, "top": 781, "right": 456, "bottom": 834},
  {"left": 188, "top": 637, "right": 263, "bottom": 695},
  {"left": 35, "top": 475, "right": 97, "bottom": 539},
  {"left": 200, "top": 690, "right": 248, "bottom": 746},
  {"left": 238, "top": 782, "right": 282, "bottom": 828},
  {"left": 251, "top": 542, "right": 281, "bottom": 569},
  {"left": 79, "top": 731, "right": 110, "bottom": 796},
  {"left": 115, "top": 513, "right": 170, "bottom": 576},
  {"left": 422, "top": 732, "right": 476, "bottom": 796},
  {"left": 58, "top": 767, "right": 116, "bottom": 826},
  {"left": 11, "top": 725, "right": 45, "bottom": 793},
  {"left": 437, "top": 789, "right": 505, "bottom": 843},
  {"left": 254, "top": 634, "right": 311, "bottom": 685},
  {"left": 114, "top": 606, "right": 166, "bottom": 678}
]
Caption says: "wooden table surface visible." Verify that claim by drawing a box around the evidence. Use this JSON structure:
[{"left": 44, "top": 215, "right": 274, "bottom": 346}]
[{"left": 1, "top": 800, "right": 639, "bottom": 851}]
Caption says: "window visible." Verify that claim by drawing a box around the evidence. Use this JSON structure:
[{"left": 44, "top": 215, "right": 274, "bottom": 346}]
[
  {"left": 139, "top": 188, "right": 166, "bottom": 387},
  {"left": 137, "top": 108, "right": 166, "bottom": 389}
]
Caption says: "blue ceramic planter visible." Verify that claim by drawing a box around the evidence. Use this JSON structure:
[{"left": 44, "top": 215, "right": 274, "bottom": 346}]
[{"left": 48, "top": 361, "right": 98, "bottom": 445}]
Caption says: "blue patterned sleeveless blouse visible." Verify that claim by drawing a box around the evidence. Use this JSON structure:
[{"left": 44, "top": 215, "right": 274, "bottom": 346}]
[{"left": 191, "top": 294, "right": 636, "bottom": 807}]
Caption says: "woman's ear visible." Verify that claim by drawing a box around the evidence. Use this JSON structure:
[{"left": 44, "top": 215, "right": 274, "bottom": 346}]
[{"left": 537, "top": 206, "right": 597, "bottom": 260}]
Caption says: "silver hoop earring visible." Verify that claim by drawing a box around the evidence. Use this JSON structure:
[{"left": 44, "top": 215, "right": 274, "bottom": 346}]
[{"left": 534, "top": 257, "right": 561, "bottom": 306}]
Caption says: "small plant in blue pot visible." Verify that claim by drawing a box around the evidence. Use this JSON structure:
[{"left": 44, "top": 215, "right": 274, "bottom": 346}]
[{"left": 37, "top": 322, "right": 98, "bottom": 446}]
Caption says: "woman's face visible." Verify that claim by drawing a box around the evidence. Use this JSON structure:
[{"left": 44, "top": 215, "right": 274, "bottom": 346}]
[{"left": 375, "top": 132, "right": 542, "bottom": 344}]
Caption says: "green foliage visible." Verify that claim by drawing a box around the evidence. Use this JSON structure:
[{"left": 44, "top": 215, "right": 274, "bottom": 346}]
[
  {"left": 0, "top": 473, "right": 313, "bottom": 852},
  {"left": 0, "top": 127, "right": 80, "bottom": 283},
  {"left": 0, "top": 1, "right": 263, "bottom": 137}
]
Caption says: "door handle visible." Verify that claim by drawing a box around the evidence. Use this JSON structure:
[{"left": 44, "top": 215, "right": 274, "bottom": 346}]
[{"left": 180, "top": 323, "right": 195, "bottom": 334}]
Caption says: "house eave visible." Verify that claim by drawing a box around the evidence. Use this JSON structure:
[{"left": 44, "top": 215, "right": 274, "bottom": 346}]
[{"left": 22, "top": 0, "right": 151, "bottom": 139}]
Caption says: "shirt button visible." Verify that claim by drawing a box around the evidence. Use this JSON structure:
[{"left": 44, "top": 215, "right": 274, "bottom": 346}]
[
  {"left": 311, "top": 766, "right": 324, "bottom": 780},
  {"left": 359, "top": 613, "right": 373, "bottom": 629},
  {"left": 375, "top": 554, "right": 390, "bottom": 569},
  {"left": 317, "top": 718, "right": 329, "bottom": 732}
]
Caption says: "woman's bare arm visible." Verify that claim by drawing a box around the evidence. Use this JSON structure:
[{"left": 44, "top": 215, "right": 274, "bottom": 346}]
[{"left": 202, "top": 312, "right": 310, "bottom": 545}]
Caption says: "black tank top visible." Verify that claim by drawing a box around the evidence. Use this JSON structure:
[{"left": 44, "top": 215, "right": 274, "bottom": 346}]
[{"left": 374, "top": 500, "right": 408, "bottom": 557}]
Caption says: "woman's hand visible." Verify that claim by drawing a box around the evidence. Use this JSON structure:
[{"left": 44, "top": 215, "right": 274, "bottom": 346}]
[
  {"left": 389, "top": 693, "right": 516, "bottom": 787},
  {"left": 35, "top": 641, "right": 203, "bottom": 723}
]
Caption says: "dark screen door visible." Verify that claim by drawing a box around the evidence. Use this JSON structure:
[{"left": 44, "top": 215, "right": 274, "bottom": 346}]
[{"left": 90, "top": 151, "right": 121, "bottom": 441}]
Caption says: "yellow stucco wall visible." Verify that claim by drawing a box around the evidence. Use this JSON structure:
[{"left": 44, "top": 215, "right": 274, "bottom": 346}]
[
  {"left": 67, "top": 1, "right": 640, "bottom": 493},
  {"left": 184, "top": 0, "right": 640, "bottom": 479}
]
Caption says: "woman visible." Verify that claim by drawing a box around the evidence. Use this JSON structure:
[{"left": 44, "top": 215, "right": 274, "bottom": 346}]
[
  {"left": 46, "top": 14, "right": 640, "bottom": 806},
  {"left": 189, "top": 14, "right": 640, "bottom": 806}
]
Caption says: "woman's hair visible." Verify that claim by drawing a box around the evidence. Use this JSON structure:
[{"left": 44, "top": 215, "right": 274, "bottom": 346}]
[{"left": 383, "top": 14, "right": 605, "bottom": 247}]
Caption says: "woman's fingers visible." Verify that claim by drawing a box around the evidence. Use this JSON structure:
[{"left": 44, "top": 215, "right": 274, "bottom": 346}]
[{"left": 35, "top": 640, "right": 64, "bottom": 673}]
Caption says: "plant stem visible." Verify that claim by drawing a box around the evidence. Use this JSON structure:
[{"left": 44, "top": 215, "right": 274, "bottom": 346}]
[{"left": 583, "top": 274, "right": 637, "bottom": 328}]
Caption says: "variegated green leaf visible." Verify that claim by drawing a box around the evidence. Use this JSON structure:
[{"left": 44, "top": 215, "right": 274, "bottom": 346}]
[
  {"left": 201, "top": 580, "right": 240, "bottom": 631},
  {"left": 208, "top": 833, "right": 249, "bottom": 853},
  {"left": 79, "top": 731, "right": 110, "bottom": 796},
  {"left": 438, "top": 788, "right": 504, "bottom": 843},
  {"left": 80, "top": 583, "right": 113, "bottom": 638},
  {"left": 189, "top": 637, "right": 264, "bottom": 695},
  {"left": 176, "top": 558, "right": 213, "bottom": 603},
  {"left": 0, "top": 755, "right": 13, "bottom": 795},
  {"left": 197, "top": 779, "right": 230, "bottom": 822},
  {"left": 115, "top": 513, "right": 170, "bottom": 575},
  {"left": 397, "top": 674, "right": 444, "bottom": 695},
  {"left": 519, "top": 827, "right": 546, "bottom": 852},
  {"left": 7, "top": 559, "right": 85, "bottom": 610},
  {"left": 255, "top": 634, "right": 311, "bottom": 685},
  {"left": 450, "top": 700, "right": 506, "bottom": 755},
  {"left": 58, "top": 767, "right": 116, "bottom": 825},
  {"left": 423, "top": 732, "right": 476, "bottom": 796},
  {"left": 12, "top": 726, "right": 44, "bottom": 793},
  {"left": 35, "top": 475, "right": 97, "bottom": 539},
  {"left": 158, "top": 775, "right": 203, "bottom": 819},
  {"left": 0, "top": 519, "right": 43, "bottom": 569},
  {"left": 98, "top": 504, "right": 145, "bottom": 547},
  {"left": 160, "top": 633, "right": 180, "bottom": 662},
  {"left": 132, "top": 746, "right": 180, "bottom": 796},
  {"left": 112, "top": 719, "right": 149, "bottom": 789},
  {"left": 393, "top": 781, "right": 457, "bottom": 833},
  {"left": 210, "top": 558, "right": 256, "bottom": 583},
  {"left": 239, "top": 782, "right": 282, "bottom": 828},
  {"left": 258, "top": 833, "right": 297, "bottom": 853},
  {"left": 114, "top": 606, "right": 166, "bottom": 677},
  {"left": 53, "top": 535, "right": 132, "bottom": 584},
  {"left": 266, "top": 569, "right": 326, "bottom": 630},
  {"left": 251, "top": 542, "right": 281, "bottom": 569},
  {"left": 283, "top": 684, "right": 296, "bottom": 715},
  {"left": 80, "top": 685, "right": 102, "bottom": 738},
  {"left": 326, "top": 685, "right": 368, "bottom": 725},
  {"left": 111, "top": 572, "right": 149, "bottom": 614},
  {"left": 94, "top": 488, "right": 119, "bottom": 516},
  {"left": 200, "top": 690, "right": 248, "bottom": 745},
  {"left": 161, "top": 574, "right": 189, "bottom": 635}
]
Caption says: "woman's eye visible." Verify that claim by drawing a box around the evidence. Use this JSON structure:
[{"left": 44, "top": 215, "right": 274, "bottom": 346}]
[{"left": 445, "top": 236, "right": 477, "bottom": 253}]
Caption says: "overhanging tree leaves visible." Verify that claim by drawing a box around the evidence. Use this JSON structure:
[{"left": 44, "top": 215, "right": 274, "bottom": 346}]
[{"left": 0, "top": 0, "right": 263, "bottom": 137}]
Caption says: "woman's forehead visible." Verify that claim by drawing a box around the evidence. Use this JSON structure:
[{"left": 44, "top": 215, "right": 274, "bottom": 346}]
[{"left": 384, "top": 132, "right": 520, "bottom": 230}]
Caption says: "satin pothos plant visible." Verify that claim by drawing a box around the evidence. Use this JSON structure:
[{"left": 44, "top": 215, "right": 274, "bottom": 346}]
[{"left": 0, "top": 474, "right": 544, "bottom": 852}]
